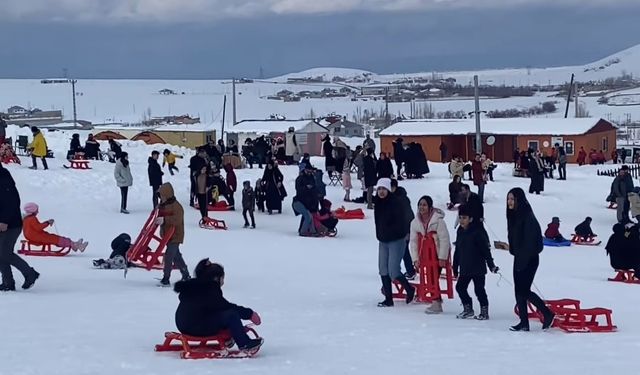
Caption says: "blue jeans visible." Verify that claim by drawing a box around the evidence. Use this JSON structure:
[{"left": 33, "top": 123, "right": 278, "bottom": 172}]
[
  {"left": 378, "top": 239, "right": 406, "bottom": 279},
  {"left": 402, "top": 240, "right": 414, "bottom": 276},
  {"left": 292, "top": 201, "right": 315, "bottom": 235}
]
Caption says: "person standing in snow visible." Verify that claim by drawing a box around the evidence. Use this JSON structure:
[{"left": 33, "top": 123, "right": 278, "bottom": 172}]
[
  {"left": 471, "top": 153, "right": 486, "bottom": 202},
  {"left": 392, "top": 138, "right": 405, "bottom": 179},
  {"left": 148, "top": 151, "right": 164, "bottom": 209},
  {"left": 409, "top": 195, "right": 450, "bottom": 314},
  {"left": 262, "top": 160, "right": 286, "bottom": 215},
  {"left": 374, "top": 178, "right": 415, "bottom": 307},
  {"left": 189, "top": 149, "right": 208, "bottom": 207},
  {"left": 285, "top": 127, "right": 298, "bottom": 164},
  {"left": 0, "top": 117, "right": 7, "bottom": 145},
  {"left": 223, "top": 163, "right": 237, "bottom": 210},
  {"left": 322, "top": 134, "right": 334, "bottom": 174},
  {"left": 0, "top": 162, "right": 39, "bottom": 291},
  {"left": 114, "top": 152, "right": 133, "bottom": 214},
  {"left": 342, "top": 158, "right": 352, "bottom": 202},
  {"left": 556, "top": 144, "right": 567, "bottom": 180},
  {"left": 241, "top": 181, "right": 256, "bottom": 229},
  {"left": 528, "top": 150, "right": 545, "bottom": 195},
  {"left": 363, "top": 149, "right": 377, "bottom": 210},
  {"left": 363, "top": 134, "right": 376, "bottom": 154},
  {"left": 157, "top": 182, "right": 190, "bottom": 286},
  {"left": 376, "top": 152, "right": 394, "bottom": 180},
  {"left": 390, "top": 179, "right": 415, "bottom": 280},
  {"left": 452, "top": 205, "right": 498, "bottom": 320},
  {"left": 612, "top": 165, "right": 635, "bottom": 224},
  {"left": 28, "top": 126, "right": 48, "bottom": 170},
  {"left": 504, "top": 187, "right": 555, "bottom": 331}
]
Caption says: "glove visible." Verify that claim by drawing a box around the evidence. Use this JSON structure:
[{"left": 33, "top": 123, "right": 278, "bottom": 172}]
[
  {"left": 154, "top": 217, "right": 164, "bottom": 225},
  {"left": 490, "top": 265, "right": 500, "bottom": 274},
  {"left": 250, "top": 311, "right": 262, "bottom": 325}
]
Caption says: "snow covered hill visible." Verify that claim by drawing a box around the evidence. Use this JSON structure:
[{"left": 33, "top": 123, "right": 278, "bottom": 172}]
[{"left": 1, "top": 127, "right": 639, "bottom": 375}]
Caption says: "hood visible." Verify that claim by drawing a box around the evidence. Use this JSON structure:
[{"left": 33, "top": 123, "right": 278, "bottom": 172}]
[
  {"left": 158, "top": 183, "right": 175, "bottom": 202},
  {"left": 174, "top": 278, "right": 213, "bottom": 294},
  {"left": 394, "top": 186, "right": 408, "bottom": 198},
  {"left": 431, "top": 208, "right": 445, "bottom": 221}
]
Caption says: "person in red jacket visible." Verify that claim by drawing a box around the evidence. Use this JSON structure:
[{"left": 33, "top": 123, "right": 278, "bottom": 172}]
[
  {"left": 223, "top": 163, "right": 237, "bottom": 210},
  {"left": 22, "top": 203, "right": 88, "bottom": 251},
  {"left": 577, "top": 147, "right": 587, "bottom": 166},
  {"left": 611, "top": 150, "right": 619, "bottom": 165},
  {"left": 471, "top": 154, "right": 486, "bottom": 202},
  {"left": 544, "top": 217, "right": 566, "bottom": 242}
]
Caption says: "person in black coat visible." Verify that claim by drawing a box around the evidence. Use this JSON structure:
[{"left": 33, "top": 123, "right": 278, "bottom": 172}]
[
  {"left": 189, "top": 149, "right": 208, "bottom": 206},
  {"left": 322, "top": 134, "right": 334, "bottom": 173},
  {"left": 93, "top": 233, "right": 132, "bottom": 269},
  {"left": 453, "top": 205, "right": 498, "bottom": 320},
  {"left": 261, "top": 160, "right": 285, "bottom": 214},
  {"left": 0, "top": 163, "right": 38, "bottom": 291},
  {"left": 84, "top": 134, "right": 101, "bottom": 160},
  {"left": 203, "top": 140, "right": 221, "bottom": 167},
  {"left": 459, "top": 184, "right": 484, "bottom": 222},
  {"left": 605, "top": 223, "right": 640, "bottom": 278},
  {"left": 374, "top": 178, "right": 415, "bottom": 307},
  {"left": 392, "top": 138, "right": 405, "bottom": 178},
  {"left": 293, "top": 166, "right": 319, "bottom": 235},
  {"left": 376, "top": 152, "right": 394, "bottom": 180},
  {"left": 173, "top": 259, "right": 263, "bottom": 351},
  {"left": 505, "top": 187, "right": 554, "bottom": 331},
  {"left": 253, "top": 136, "right": 269, "bottom": 168},
  {"left": 148, "top": 151, "right": 164, "bottom": 208},
  {"left": 448, "top": 175, "right": 463, "bottom": 208},
  {"left": 574, "top": 217, "right": 596, "bottom": 241},
  {"left": 108, "top": 139, "right": 123, "bottom": 161},
  {"left": 391, "top": 179, "right": 416, "bottom": 279},
  {"left": 363, "top": 149, "right": 377, "bottom": 209}
]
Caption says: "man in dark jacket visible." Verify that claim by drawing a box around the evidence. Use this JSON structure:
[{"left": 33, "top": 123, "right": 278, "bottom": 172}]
[
  {"left": 363, "top": 149, "right": 377, "bottom": 209},
  {"left": 392, "top": 138, "right": 404, "bottom": 179},
  {"left": 613, "top": 166, "right": 635, "bottom": 224},
  {"left": 148, "top": 151, "right": 164, "bottom": 208},
  {"left": 391, "top": 179, "right": 416, "bottom": 279},
  {"left": 292, "top": 166, "right": 319, "bottom": 236},
  {"left": 453, "top": 205, "right": 498, "bottom": 320},
  {"left": 459, "top": 184, "right": 484, "bottom": 223},
  {"left": 189, "top": 149, "right": 208, "bottom": 206},
  {"left": 0, "top": 163, "right": 38, "bottom": 291},
  {"left": 374, "top": 178, "right": 415, "bottom": 307}
]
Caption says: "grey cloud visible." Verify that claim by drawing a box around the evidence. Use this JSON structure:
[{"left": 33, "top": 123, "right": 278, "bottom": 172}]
[{"left": 1, "top": 0, "right": 637, "bottom": 22}]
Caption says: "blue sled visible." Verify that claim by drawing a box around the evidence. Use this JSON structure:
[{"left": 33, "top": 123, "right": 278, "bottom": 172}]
[{"left": 543, "top": 238, "right": 572, "bottom": 247}]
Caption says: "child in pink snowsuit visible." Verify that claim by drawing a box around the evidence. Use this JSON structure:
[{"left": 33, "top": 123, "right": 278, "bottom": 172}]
[{"left": 22, "top": 203, "right": 88, "bottom": 252}]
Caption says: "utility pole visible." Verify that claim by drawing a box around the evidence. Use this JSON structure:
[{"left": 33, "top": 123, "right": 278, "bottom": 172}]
[
  {"left": 232, "top": 78, "right": 237, "bottom": 125},
  {"left": 574, "top": 82, "right": 579, "bottom": 118},
  {"left": 473, "top": 75, "right": 482, "bottom": 154},
  {"left": 385, "top": 87, "right": 390, "bottom": 127},
  {"left": 564, "top": 73, "right": 574, "bottom": 118},
  {"left": 71, "top": 79, "right": 78, "bottom": 127},
  {"left": 221, "top": 95, "right": 227, "bottom": 141}
]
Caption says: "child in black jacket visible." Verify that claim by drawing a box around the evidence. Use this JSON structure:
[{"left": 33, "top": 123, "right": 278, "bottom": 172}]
[
  {"left": 93, "top": 233, "right": 131, "bottom": 269},
  {"left": 453, "top": 205, "right": 498, "bottom": 320},
  {"left": 242, "top": 181, "right": 256, "bottom": 229},
  {"left": 173, "top": 259, "right": 263, "bottom": 352},
  {"left": 574, "top": 217, "right": 596, "bottom": 241},
  {"left": 255, "top": 178, "right": 266, "bottom": 212}
]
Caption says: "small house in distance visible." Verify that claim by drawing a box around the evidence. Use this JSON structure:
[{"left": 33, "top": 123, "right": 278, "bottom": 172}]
[
  {"left": 227, "top": 119, "right": 328, "bottom": 156},
  {"left": 318, "top": 116, "right": 366, "bottom": 138},
  {"left": 379, "top": 117, "right": 617, "bottom": 163}
]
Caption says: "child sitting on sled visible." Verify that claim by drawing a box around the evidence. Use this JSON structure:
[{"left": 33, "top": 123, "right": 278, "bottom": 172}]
[
  {"left": 544, "top": 217, "right": 567, "bottom": 242},
  {"left": 22, "top": 203, "right": 88, "bottom": 252},
  {"left": 574, "top": 217, "right": 597, "bottom": 242},
  {"left": 93, "top": 233, "right": 131, "bottom": 269},
  {"left": 173, "top": 258, "right": 264, "bottom": 352},
  {"left": 313, "top": 199, "right": 339, "bottom": 235}
]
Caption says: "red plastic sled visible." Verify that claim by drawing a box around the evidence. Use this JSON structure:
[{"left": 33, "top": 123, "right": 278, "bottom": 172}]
[
  {"left": 514, "top": 298, "right": 617, "bottom": 333},
  {"left": 392, "top": 232, "right": 454, "bottom": 303},
  {"left": 199, "top": 217, "right": 228, "bottom": 230},
  {"left": 67, "top": 160, "right": 91, "bottom": 170},
  {"left": 570, "top": 234, "right": 601, "bottom": 246},
  {"left": 155, "top": 326, "right": 262, "bottom": 359},
  {"left": 334, "top": 207, "right": 365, "bottom": 220},
  {"left": 195, "top": 201, "right": 233, "bottom": 212},
  {"left": 17, "top": 240, "right": 71, "bottom": 257},
  {"left": 608, "top": 269, "right": 640, "bottom": 284},
  {"left": 127, "top": 210, "right": 176, "bottom": 271}
]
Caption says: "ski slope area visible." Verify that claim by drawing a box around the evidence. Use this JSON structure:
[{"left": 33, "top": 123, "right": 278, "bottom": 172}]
[{"left": 1, "top": 129, "right": 639, "bottom": 375}]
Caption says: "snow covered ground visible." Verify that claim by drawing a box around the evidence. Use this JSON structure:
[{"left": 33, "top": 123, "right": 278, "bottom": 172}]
[{"left": 1, "top": 128, "right": 640, "bottom": 375}]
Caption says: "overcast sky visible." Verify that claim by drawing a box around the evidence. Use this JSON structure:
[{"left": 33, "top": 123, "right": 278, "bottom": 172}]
[{"left": 1, "top": 0, "right": 639, "bottom": 78}]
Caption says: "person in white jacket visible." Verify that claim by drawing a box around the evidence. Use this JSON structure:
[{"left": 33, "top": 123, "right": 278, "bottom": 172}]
[
  {"left": 114, "top": 152, "right": 133, "bottom": 214},
  {"left": 409, "top": 195, "right": 451, "bottom": 314}
]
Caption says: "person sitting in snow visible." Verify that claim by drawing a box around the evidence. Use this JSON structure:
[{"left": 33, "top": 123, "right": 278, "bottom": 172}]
[
  {"left": 544, "top": 217, "right": 567, "bottom": 242},
  {"left": 93, "top": 233, "right": 131, "bottom": 269},
  {"left": 605, "top": 223, "right": 640, "bottom": 279},
  {"left": 574, "top": 217, "right": 596, "bottom": 242},
  {"left": 173, "top": 258, "right": 264, "bottom": 352},
  {"left": 22, "top": 202, "right": 88, "bottom": 252}
]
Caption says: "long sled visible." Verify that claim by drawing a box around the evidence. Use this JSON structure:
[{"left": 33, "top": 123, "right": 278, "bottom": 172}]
[
  {"left": 570, "top": 234, "right": 602, "bottom": 246},
  {"left": 155, "top": 326, "right": 262, "bottom": 359},
  {"left": 17, "top": 240, "right": 71, "bottom": 257},
  {"left": 514, "top": 298, "right": 617, "bottom": 333},
  {"left": 199, "top": 217, "right": 228, "bottom": 230},
  {"left": 543, "top": 238, "right": 572, "bottom": 247},
  {"left": 194, "top": 201, "right": 234, "bottom": 212},
  {"left": 608, "top": 269, "right": 640, "bottom": 284},
  {"left": 333, "top": 207, "right": 364, "bottom": 220}
]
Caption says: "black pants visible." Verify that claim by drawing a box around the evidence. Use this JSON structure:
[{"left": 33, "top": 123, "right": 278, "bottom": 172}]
[
  {"left": 163, "top": 243, "right": 188, "bottom": 280},
  {"left": 514, "top": 255, "right": 551, "bottom": 324},
  {"left": 120, "top": 187, "right": 129, "bottom": 210},
  {"left": 243, "top": 209, "right": 255, "bottom": 226},
  {"left": 197, "top": 193, "right": 208, "bottom": 219},
  {"left": 168, "top": 163, "right": 179, "bottom": 175},
  {"left": 402, "top": 240, "right": 414, "bottom": 276},
  {"left": 190, "top": 175, "right": 197, "bottom": 206},
  {"left": 227, "top": 191, "right": 235, "bottom": 208},
  {"left": 558, "top": 163, "right": 566, "bottom": 180},
  {"left": 152, "top": 185, "right": 160, "bottom": 208},
  {"left": 0, "top": 227, "right": 32, "bottom": 286},
  {"left": 456, "top": 274, "right": 488, "bottom": 307},
  {"left": 396, "top": 162, "right": 403, "bottom": 177},
  {"left": 31, "top": 155, "right": 48, "bottom": 170}
]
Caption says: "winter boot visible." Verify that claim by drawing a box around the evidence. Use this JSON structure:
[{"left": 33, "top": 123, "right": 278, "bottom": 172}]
[
  {"left": 425, "top": 300, "right": 443, "bottom": 314},
  {"left": 377, "top": 275, "right": 394, "bottom": 307},
  {"left": 0, "top": 283, "right": 16, "bottom": 292},
  {"left": 396, "top": 275, "right": 415, "bottom": 304},
  {"left": 542, "top": 311, "right": 556, "bottom": 330},
  {"left": 120, "top": 209, "right": 130, "bottom": 214},
  {"left": 475, "top": 306, "right": 489, "bottom": 320},
  {"left": 456, "top": 304, "right": 474, "bottom": 319},
  {"left": 239, "top": 338, "right": 264, "bottom": 352},
  {"left": 180, "top": 268, "right": 191, "bottom": 282},
  {"left": 158, "top": 277, "right": 171, "bottom": 287},
  {"left": 243, "top": 224, "right": 250, "bottom": 229},
  {"left": 22, "top": 269, "right": 40, "bottom": 290},
  {"left": 509, "top": 322, "right": 530, "bottom": 332}
]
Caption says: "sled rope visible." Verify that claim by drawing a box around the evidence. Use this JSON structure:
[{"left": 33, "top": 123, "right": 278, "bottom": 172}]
[{"left": 496, "top": 271, "right": 513, "bottom": 287}]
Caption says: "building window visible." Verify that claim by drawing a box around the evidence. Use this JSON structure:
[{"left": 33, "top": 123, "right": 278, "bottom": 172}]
[
  {"left": 564, "top": 141, "right": 574, "bottom": 156},
  {"left": 527, "top": 140, "right": 539, "bottom": 151},
  {"left": 602, "top": 137, "right": 608, "bottom": 152}
]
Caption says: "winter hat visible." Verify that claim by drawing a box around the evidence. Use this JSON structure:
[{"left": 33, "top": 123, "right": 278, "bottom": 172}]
[
  {"left": 30, "top": 126, "right": 38, "bottom": 133},
  {"left": 23, "top": 202, "right": 39, "bottom": 214},
  {"left": 376, "top": 178, "right": 392, "bottom": 192},
  {"left": 552, "top": 217, "right": 560, "bottom": 224},
  {"left": 243, "top": 180, "right": 251, "bottom": 187}
]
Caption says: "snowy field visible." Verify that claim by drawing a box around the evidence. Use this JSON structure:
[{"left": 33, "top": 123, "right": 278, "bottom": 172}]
[{"left": 1, "top": 128, "right": 640, "bottom": 375}]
